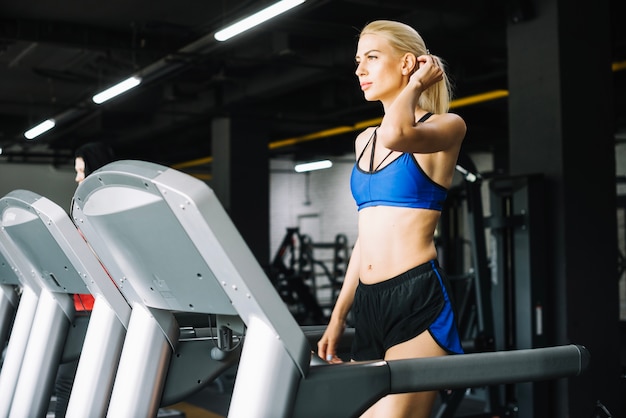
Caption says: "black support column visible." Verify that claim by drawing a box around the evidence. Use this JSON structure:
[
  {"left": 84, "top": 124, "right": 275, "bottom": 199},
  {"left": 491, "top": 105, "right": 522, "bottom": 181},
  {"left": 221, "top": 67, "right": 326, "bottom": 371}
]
[
  {"left": 211, "top": 116, "right": 270, "bottom": 268},
  {"left": 507, "top": 0, "right": 620, "bottom": 416}
]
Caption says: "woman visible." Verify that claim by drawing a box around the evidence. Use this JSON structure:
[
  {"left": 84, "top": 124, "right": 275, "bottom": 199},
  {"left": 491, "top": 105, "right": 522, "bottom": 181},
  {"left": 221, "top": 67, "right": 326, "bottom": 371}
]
[
  {"left": 317, "top": 20, "right": 466, "bottom": 418},
  {"left": 74, "top": 141, "right": 116, "bottom": 185}
]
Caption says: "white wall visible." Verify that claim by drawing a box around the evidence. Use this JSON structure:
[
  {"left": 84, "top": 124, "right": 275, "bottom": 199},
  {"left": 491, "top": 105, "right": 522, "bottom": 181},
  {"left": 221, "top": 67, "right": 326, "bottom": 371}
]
[
  {"left": 269, "top": 157, "right": 358, "bottom": 259},
  {"left": 0, "top": 162, "right": 77, "bottom": 212}
]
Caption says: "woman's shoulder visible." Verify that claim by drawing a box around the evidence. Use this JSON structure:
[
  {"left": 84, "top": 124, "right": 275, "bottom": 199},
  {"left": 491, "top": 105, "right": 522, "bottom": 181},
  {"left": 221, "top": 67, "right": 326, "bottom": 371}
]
[
  {"left": 433, "top": 111, "right": 466, "bottom": 128},
  {"left": 429, "top": 112, "right": 467, "bottom": 143},
  {"left": 354, "top": 126, "right": 377, "bottom": 145},
  {"left": 428, "top": 111, "right": 464, "bottom": 125}
]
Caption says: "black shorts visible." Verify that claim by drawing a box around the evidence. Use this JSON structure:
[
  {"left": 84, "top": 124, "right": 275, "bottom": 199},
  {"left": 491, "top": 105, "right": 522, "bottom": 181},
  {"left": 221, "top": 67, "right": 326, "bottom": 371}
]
[{"left": 351, "top": 259, "right": 463, "bottom": 361}]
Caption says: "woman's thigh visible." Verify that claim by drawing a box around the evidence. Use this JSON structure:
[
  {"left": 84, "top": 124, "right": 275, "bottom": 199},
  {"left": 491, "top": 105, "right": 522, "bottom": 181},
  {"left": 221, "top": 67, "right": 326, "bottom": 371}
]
[{"left": 361, "top": 330, "right": 446, "bottom": 418}]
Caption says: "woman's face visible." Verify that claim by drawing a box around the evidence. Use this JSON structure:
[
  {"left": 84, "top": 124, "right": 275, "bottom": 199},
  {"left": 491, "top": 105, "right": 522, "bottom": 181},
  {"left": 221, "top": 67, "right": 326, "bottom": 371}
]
[
  {"left": 75, "top": 156, "right": 86, "bottom": 184},
  {"left": 355, "top": 33, "right": 405, "bottom": 104}
]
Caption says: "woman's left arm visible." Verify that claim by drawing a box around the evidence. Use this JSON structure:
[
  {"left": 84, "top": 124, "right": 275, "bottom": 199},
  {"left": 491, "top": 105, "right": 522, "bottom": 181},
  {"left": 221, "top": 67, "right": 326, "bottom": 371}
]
[{"left": 378, "top": 55, "right": 466, "bottom": 153}]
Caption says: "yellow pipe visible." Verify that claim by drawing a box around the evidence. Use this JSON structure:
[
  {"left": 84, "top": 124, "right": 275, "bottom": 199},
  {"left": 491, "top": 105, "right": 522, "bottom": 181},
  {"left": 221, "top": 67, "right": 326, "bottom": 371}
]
[
  {"left": 613, "top": 60, "right": 626, "bottom": 72},
  {"left": 171, "top": 156, "right": 213, "bottom": 169},
  {"left": 269, "top": 89, "right": 510, "bottom": 148},
  {"left": 191, "top": 173, "right": 212, "bottom": 181},
  {"left": 174, "top": 56, "right": 624, "bottom": 170},
  {"left": 269, "top": 117, "right": 383, "bottom": 150},
  {"left": 449, "top": 89, "right": 509, "bottom": 108},
  {"left": 178, "top": 88, "right": 510, "bottom": 169}
]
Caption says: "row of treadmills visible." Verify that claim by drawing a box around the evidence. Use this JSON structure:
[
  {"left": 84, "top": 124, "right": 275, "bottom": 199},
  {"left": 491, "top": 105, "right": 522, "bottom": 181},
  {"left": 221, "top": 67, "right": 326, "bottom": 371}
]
[{"left": 0, "top": 160, "right": 589, "bottom": 418}]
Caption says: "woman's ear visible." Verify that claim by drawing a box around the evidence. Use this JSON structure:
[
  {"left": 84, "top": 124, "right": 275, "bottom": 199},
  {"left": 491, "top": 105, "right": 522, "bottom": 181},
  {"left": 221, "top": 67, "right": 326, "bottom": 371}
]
[{"left": 401, "top": 53, "right": 417, "bottom": 75}]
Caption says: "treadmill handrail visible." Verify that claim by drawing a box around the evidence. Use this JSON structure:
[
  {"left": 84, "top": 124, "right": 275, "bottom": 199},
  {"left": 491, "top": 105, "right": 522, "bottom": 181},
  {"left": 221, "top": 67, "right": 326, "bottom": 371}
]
[
  {"left": 387, "top": 344, "right": 589, "bottom": 393},
  {"left": 293, "top": 344, "right": 589, "bottom": 418}
]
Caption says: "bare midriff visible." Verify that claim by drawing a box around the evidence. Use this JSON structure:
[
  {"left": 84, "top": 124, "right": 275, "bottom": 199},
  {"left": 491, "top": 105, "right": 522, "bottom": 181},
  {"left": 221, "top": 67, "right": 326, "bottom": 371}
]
[{"left": 357, "top": 205, "right": 440, "bottom": 284}]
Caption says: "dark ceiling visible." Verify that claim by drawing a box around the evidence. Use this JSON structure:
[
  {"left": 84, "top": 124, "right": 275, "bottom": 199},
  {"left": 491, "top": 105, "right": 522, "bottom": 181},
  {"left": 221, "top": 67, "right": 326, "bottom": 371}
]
[{"left": 0, "top": 0, "right": 624, "bottom": 173}]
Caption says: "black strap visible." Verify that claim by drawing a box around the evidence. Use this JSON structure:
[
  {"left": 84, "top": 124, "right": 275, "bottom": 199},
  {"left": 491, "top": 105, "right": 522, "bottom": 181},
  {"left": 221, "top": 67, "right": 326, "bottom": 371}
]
[
  {"left": 369, "top": 129, "right": 376, "bottom": 172},
  {"left": 374, "top": 148, "right": 394, "bottom": 171},
  {"left": 368, "top": 129, "right": 394, "bottom": 172},
  {"left": 360, "top": 113, "right": 432, "bottom": 172},
  {"left": 357, "top": 127, "right": 377, "bottom": 166},
  {"left": 418, "top": 112, "right": 433, "bottom": 123}
]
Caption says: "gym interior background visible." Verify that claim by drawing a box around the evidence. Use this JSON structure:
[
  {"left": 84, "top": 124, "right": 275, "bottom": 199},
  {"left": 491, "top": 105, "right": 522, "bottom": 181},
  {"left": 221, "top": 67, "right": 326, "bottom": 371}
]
[{"left": 0, "top": 0, "right": 625, "bottom": 417}]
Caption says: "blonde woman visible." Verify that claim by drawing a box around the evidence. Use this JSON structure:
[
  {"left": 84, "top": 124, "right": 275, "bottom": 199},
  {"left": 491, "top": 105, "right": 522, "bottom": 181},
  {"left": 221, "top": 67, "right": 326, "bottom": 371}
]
[{"left": 318, "top": 20, "right": 466, "bottom": 418}]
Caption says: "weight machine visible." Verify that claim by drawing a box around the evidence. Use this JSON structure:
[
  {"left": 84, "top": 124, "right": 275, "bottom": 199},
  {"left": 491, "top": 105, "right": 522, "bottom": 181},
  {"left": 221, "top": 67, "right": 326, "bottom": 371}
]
[{"left": 270, "top": 227, "right": 349, "bottom": 324}]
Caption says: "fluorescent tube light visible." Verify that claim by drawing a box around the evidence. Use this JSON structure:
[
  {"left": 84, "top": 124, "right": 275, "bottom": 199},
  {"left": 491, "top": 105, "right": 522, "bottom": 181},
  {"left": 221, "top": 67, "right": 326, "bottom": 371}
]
[
  {"left": 294, "top": 159, "right": 332, "bottom": 173},
  {"left": 214, "top": 0, "right": 305, "bottom": 42},
  {"left": 92, "top": 76, "right": 142, "bottom": 104},
  {"left": 24, "top": 119, "right": 56, "bottom": 139}
]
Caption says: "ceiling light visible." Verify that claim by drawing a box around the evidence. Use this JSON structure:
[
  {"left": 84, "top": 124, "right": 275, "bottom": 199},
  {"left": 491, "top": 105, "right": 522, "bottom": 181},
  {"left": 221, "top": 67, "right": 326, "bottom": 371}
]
[
  {"left": 294, "top": 159, "right": 332, "bottom": 173},
  {"left": 214, "top": 0, "right": 306, "bottom": 42},
  {"left": 24, "top": 119, "right": 56, "bottom": 140},
  {"left": 92, "top": 76, "right": 142, "bottom": 104}
]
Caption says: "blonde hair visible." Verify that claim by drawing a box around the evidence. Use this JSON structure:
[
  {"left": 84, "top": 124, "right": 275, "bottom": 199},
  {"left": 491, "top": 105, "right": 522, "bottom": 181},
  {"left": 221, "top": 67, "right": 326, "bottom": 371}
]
[{"left": 360, "top": 20, "right": 452, "bottom": 114}]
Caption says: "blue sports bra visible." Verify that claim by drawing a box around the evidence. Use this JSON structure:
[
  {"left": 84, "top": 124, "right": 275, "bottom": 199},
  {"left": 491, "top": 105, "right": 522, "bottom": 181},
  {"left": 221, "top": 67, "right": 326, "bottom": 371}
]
[{"left": 350, "top": 113, "right": 448, "bottom": 211}]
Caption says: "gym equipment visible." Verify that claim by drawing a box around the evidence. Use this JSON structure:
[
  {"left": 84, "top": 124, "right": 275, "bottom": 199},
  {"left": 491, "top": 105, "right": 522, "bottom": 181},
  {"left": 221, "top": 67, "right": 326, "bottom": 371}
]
[
  {"left": 0, "top": 189, "right": 237, "bottom": 417},
  {"left": 0, "top": 190, "right": 131, "bottom": 418},
  {"left": 489, "top": 174, "right": 549, "bottom": 417},
  {"left": 300, "top": 232, "right": 349, "bottom": 305},
  {"left": 0, "top": 227, "right": 40, "bottom": 418},
  {"left": 71, "top": 160, "right": 589, "bottom": 417},
  {"left": 271, "top": 227, "right": 326, "bottom": 323},
  {"left": 432, "top": 159, "right": 500, "bottom": 416},
  {"left": 0, "top": 240, "right": 21, "bottom": 356},
  {"left": 270, "top": 227, "right": 349, "bottom": 323}
]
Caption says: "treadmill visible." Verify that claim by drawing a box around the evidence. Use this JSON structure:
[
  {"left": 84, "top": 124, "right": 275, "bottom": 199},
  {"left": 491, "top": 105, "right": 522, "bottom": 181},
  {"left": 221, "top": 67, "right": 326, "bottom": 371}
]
[
  {"left": 0, "top": 190, "right": 131, "bottom": 417},
  {"left": 69, "top": 160, "right": 589, "bottom": 418}
]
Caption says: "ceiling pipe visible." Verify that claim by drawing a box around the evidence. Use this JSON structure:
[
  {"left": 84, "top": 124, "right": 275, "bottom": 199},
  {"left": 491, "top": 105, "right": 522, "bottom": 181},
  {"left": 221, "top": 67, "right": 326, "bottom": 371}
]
[
  {"left": 172, "top": 88, "right": 510, "bottom": 170},
  {"left": 269, "top": 89, "right": 510, "bottom": 150}
]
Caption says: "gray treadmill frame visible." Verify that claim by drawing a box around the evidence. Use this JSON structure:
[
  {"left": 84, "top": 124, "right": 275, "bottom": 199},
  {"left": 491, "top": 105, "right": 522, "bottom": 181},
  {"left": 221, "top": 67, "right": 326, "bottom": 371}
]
[
  {"left": 0, "top": 234, "right": 23, "bottom": 350},
  {"left": 72, "top": 160, "right": 589, "bottom": 418},
  {"left": 0, "top": 228, "right": 41, "bottom": 418},
  {"left": 0, "top": 190, "right": 131, "bottom": 418}
]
